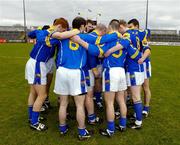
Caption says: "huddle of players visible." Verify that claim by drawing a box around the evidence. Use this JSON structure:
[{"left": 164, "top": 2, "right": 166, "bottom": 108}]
[{"left": 25, "top": 16, "right": 151, "bottom": 140}]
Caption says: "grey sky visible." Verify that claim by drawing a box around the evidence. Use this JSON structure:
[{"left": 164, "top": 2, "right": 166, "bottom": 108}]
[{"left": 0, "top": 0, "right": 180, "bottom": 30}]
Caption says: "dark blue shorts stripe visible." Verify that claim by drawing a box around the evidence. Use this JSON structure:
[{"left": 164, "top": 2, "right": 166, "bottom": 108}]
[
  {"left": 34, "top": 62, "right": 41, "bottom": 84},
  {"left": 84, "top": 70, "right": 90, "bottom": 86},
  {"left": 105, "top": 68, "right": 110, "bottom": 91},
  {"left": 80, "top": 69, "right": 86, "bottom": 94},
  {"left": 146, "top": 62, "right": 150, "bottom": 78},
  {"left": 130, "top": 72, "right": 136, "bottom": 86}
]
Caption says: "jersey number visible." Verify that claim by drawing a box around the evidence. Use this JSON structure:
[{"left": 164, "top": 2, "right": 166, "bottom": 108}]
[
  {"left": 136, "top": 37, "right": 141, "bottom": 50},
  {"left": 69, "top": 41, "right": 79, "bottom": 51},
  {"left": 112, "top": 50, "right": 122, "bottom": 58}
]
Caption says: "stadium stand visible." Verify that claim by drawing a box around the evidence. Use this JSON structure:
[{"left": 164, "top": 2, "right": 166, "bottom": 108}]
[
  {"left": 0, "top": 26, "right": 180, "bottom": 44},
  {"left": 0, "top": 26, "right": 27, "bottom": 42},
  {"left": 150, "top": 29, "right": 180, "bottom": 42}
]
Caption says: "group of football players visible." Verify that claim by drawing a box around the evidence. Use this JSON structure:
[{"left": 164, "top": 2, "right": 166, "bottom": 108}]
[{"left": 25, "top": 16, "right": 151, "bottom": 140}]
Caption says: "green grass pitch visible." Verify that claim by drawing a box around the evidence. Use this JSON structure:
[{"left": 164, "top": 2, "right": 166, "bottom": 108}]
[{"left": 0, "top": 43, "right": 179, "bottom": 145}]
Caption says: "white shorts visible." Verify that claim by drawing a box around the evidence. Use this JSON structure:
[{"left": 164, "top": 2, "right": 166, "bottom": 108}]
[
  {"left": 143, "top": 61, "right": 152, "bottom": 79},
  {"left": 46, "top": 58, "right": 55, "bottom": 74},
  {"left": 85, "top": 69, "right": 95, "bottom": 91},
  {"left": 25, "top": 58, "right": 47, "bottom": 85},
  {"left": 102, "top": 67, "right": 127, "bottom": 92},
  {"left": 54, "top": 67, "right": 87, "bottom": 96},
  {"left": 126, "top": 71, "right": 144, "bottom": 86}
]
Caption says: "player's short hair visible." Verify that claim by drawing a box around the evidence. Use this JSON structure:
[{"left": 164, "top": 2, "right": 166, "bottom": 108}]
[
  {"left": 53, "top": 19, "right": 58, "bottom": 25},
  {"left": 86, "top": 19, "right": 94, "bottom": 25},
  {"left": 109, "top": 19, "right": 120, "bottom": 30},
  {"left": 119, "top": 19, "right": 127, "bottom": 26},
  {"left": 128, "top": 18, "right": 139, "bottom": 28},
  {"left": 53, "top": 18, "right": 69, "bottom": 29},
  {"left": 86, "top": 19, "right": 97, "bottom": 25},
  {"left": 42, "top": 25, "right": 50, "bottom": 30},
  {"left": 96, "top": 23, "right": 107, "bottom": 32},
  {"left": 72, "top": 17, "right": 86, "bottom": 29}
]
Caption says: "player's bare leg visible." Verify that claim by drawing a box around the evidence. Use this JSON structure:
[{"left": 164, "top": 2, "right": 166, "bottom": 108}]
[
  {"left": 100, "top": 92, "right": 115, "bottom": 137},
  {"left": 41, "top": 73, "right": 53, "bottom": 112},
  {"left": 142, "top": 79, "right": 151, "bottom": 117},
  {"left": 28, "top": 85, "right": 37, "bottom": 107},
  {"left": 86, "top": 88, "right": 102, "bottom": 125},
  {"left": 28, "top": 85, "right": 37, "bottom": 122},
  {"left": 30, "top": 85, "right": 48, "bottom": 131},
  {"left": 85, "top": 89, "right": 94, "bottom": 117},
  {"left": 33, "top": 85, "right": 47, "bottom": 111},
  {"left": 74, "top": 95, "right": 86, "bottom": 129},
  {"left": 130, "top": 85, "right": 143, "bottom": 129},
  {"left": 74, "top": 94, "right": 91, "bottom": 140},
  {"left": 94, "top": 78, "right": 103, "bottom": 110},
  {"left": 46, "top": 73, "right": 53, "bottom": 103},
  {"left": 115, "top": 91, "right": 127, "bottom": 131},
  {"left": 58, "top": 95, "right": 69, "bottom": 134}
]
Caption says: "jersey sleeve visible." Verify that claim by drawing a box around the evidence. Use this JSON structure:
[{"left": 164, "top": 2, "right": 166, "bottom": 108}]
[
  {"left": 123, "top": 32, "right": 131, "bottom": 43},
  {"left": 138, "top": 30, "right": 147, "bottom": 41},
  {"left": 79, "top": 33, "right": 98, "bottom": 44},
  {"left": 119, "top": 38, "right": 130, "bottom": 49},
  {"left": 87, "top": 44, "right": 104, "bottom": 57},
  {"left": 142, "top": 34, "right": 151, "bottom": 52},
  {"left": 127, "top": 45, "right": 142, "bottom": 61},
  {"left": 28, "top": 30, "right": 38, "bottom": 39},
  {"left": 96, "top": 32, "right": 120, "bottom": 45}
]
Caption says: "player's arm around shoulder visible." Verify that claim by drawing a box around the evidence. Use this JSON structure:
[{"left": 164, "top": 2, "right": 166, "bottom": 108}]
[
  {"left": 70, "top": 35, "right": 104, "bottom": 57},
  {"left": 51, "top": 29, "right": 80, "bottom": 40},
  {"left": 96, "top": 32, "right": 122, "bottom": 45},
  {"left": 104, "top": 38, "right": 128, "bottom": 57}
]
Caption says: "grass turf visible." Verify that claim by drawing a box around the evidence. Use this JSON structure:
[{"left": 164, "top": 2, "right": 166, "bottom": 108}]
[{"left": 0, "top": 43, "right": 179, "bottom": 145}]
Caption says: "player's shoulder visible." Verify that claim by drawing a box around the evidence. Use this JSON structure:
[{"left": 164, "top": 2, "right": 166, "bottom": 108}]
[
  {"left": 78, "top": 33, "right": 87, "bottom": 38},
  {"left": 90, "top": 30, "right": 98, "bottom": 36},
  {"left": 123, "top": 32, "right": 131, "bottom": 38}
]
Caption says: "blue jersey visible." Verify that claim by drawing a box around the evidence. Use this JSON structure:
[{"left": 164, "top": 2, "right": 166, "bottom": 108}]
[
  {"left": 89, "top": 31, "right": 103, "bottom": 67},
  {"left": 123, "top": 29, "right": 144, "bottom": 72},
  {"left": 87, "top": 38, "right": 141, "bottom": 69},
  {"left": 102, "top": 39, "right": 127, "bottom": 68},
  {"left": 56, "top": 34, "right": 87, "bottom": 69},
  {"left": 79, "top": 31, "right": 120, "bottom": 71},
  {"left": 28, "top": 29, "right": 59, "bottom": 62},
  {"left": 139, "top": 29, "right": 151, "bottom": 62},
  {"left": 55, "top": 31, "right": 120, "bottom": 69}
]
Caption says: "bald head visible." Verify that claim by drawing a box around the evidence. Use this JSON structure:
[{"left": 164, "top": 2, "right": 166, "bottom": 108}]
[
  {"left": 95, "top": 23, "right": 107, "bottom": 36},
  {"left": 96, "top": 23, "right": 107, "bottom": 32}
]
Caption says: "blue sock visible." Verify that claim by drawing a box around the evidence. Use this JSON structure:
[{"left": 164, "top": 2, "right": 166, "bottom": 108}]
[
  {"left": 59, "top": 124, "right": 68, "bottom": 133},
  {"left": 107, "top": 121, "right": 115, "bottom": 133},
  {"left": 28, "top": 106, "right": 33, "bottom": 120},
  {"left": 31, "top": 111, "right": 40, "bottom": 125},
  {"left": 143, "top": 106, "right": 150, "bottom": 112},
  {"left": 134, "top": 102, "right": 143, "bottom": 121},
  {"left": 119, "top": 117, "right": 126, "bottom": 128},
  {"left": 78, "top": 128, "right": 86, "bottom": 136},
  {"left": 94, "top": 92, "right": 102, "bottom": 103},
  {"left": 88, "top": 114, "right": 96, "bottom": 122}
]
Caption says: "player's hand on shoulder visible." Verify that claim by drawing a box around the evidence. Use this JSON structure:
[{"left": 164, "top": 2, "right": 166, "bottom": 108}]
[{"left": 71, "top": 35, "right": 81, "bottom": 43}]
